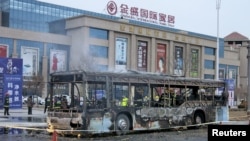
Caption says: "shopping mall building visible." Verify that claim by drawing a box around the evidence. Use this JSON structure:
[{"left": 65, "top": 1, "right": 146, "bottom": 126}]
[{"left": 0, "top": 0, "right": 248, "bottom": 107}]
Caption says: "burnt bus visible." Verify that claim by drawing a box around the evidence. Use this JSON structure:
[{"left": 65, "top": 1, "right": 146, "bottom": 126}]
[{"left": 46, "top": 70, "right": 227, "bottom": 136}]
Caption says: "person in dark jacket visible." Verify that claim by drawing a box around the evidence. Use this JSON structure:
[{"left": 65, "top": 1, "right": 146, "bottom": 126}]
[
  {"left": 27, "top": 96, "right": 33, "bottom": 115},
  {"left": 4, "top": 92, "right": 10, "bottom": 116},
  {"left": 44, "top": 96, "right": 50, "bottom": 113},
  {"left": 61, "top": 96, "right": 68, "bottom": 109}
]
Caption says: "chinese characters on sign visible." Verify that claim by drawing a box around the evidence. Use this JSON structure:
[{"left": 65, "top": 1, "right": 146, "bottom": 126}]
[
  {"left": 137, "top": 41, "right": 147, "bottom": 72},
  {"left": 106, "top": 1, "right": 175, "bottom": 27},
  {"left": 0, "top": 57, "right": 23, "bottom": 109},
  {"left": 115, "top": 37, "right": 127, "bottom": 71}
]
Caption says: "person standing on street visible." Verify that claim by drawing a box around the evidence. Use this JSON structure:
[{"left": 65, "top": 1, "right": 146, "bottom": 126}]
[
  {"left": 44, "top": 96, "right": 50, "bottom": 113},
  {"left": 27, "top": 96, "right": 33, "bottom": 115},
  {"left": 4, "top": 92, "right": 10, "bottom": 116}
]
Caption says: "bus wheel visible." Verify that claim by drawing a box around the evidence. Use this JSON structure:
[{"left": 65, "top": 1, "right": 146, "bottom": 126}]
[
  {"left": 194, "top": 112, "right": 204, "bottom": 128},
  {"left": 115, "top": 114, "right": 130, "bottom": 135}
]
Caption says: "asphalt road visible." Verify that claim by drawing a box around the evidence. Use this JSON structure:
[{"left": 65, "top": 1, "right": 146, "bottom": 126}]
[
  {"left": 0, "top": 107, "right": 249, "bottom": 141},
  {"left": 1, "top": 128, "right": 208, "bottom": 141}
]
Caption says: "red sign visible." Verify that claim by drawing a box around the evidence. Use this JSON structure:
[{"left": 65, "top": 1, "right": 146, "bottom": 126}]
[
  {"left": 0, "top": 45, "right": 7, "bottom": 57},
  {"left": 106, "top": 1, "right": 175, "bottom": 27}
]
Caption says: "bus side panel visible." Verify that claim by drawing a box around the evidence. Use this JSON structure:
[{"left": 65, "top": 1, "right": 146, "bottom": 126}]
[
  {"left": 47, "top": 112, "right": 83, "bottom": 135},
  {"left": 86, "top": 110, "right": 114, "bottom": 134}
]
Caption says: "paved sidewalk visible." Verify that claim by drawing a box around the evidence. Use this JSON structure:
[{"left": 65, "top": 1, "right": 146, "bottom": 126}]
[
  {"left": 1, "top": 105, "right": 46, "bottom": 118},
  {"left": 0, "top": 106, "right": 47, "bottom": 128}
]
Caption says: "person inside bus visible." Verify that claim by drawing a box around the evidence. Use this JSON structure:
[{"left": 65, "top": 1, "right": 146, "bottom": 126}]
[
  {"left": 61, "top": 96, "right": 68, "bottom": 110},
  {"left": 96, "top": 97, "right": 107, "bottom": 108},
  {"left": 54, "top": 96, "right": 61, "bottom": 109},
  {"left": 73, "top": 95, "right": 80, "bottom": 107},
  {"left": 134, "top": 87, "right": 143, "bottom": 107},
  {"left": 121, "top": 95, "right": 128, "bottom": 106}
]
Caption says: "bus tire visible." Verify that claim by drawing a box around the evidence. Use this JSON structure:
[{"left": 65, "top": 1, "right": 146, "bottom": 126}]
[
  {"left": 115, "top": 114, "right": 130, "bottom": 135},
  {"left": 194, "top": 112, "right": 204, "bottom": 128}
]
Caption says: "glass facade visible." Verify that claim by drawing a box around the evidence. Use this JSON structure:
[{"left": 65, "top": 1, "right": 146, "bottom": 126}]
[
  {"left": 89, "top": 45, "right": 108, "bottom": 58},
  {"left": 204, "top": 60, "right": 215, "bottom": 69},
  {"left": 204, "top": 47, "right": 215, "bottom": 55},
  {"left": 204, "top": 74, "right": 214, "bottom": 79},
  {"left": 1, "top": 0, "right": 88, "bottom": 33},
  {"left": 89, "top": 28, "right": 109, "bottom": 40}
]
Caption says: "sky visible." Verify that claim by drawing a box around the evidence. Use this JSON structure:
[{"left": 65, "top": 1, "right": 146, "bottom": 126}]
[{"left": 39, "top": 0, "right": 250, "bottom": 38}]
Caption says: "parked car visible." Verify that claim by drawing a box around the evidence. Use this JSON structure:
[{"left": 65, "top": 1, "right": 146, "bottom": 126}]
[{"left": 23, "top": 95, "right": 45, "bottom": 105}]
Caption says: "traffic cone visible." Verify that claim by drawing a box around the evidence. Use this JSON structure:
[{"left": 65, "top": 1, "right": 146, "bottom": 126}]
[{"left": 52, "top": 130, "right": 57, "bottom": 141}]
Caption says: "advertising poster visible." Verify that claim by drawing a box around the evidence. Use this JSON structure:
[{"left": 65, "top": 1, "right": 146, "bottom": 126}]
[
  {"left": 190, "top": 49, "right": 199, "bottom": 77},
  {"left": 0, "top": 44, "right": 8, "bottom": 57},
  {"left": 21, "top": 47, "right": 38, "bottom": 76},
  {"left": 219, "top": 68, "right": 225, "bottom": 80},
  {"left": 156, "top": 44, "right": 166, "bottom": 73},
  {"left": 226, "top": 79, "right": 235, "bottom": 107},
  {"left": 228, "top": 69, "right": 236, "bottom": 79},
  {"left": 174, "top": 47, "right": 183, "bottom": 75},
  {"left": 137, "top": 41, "right": 147, "bottom": 72},
  {"left": 0, "top": 57, "right": 23, "bottom": 109},
  {"left": 226, "top": 79, "right": 235, "bottom": 91},
  {"left": 50, "top": 49, "right": 66, "bottom": 73},
  {"left": 3, "top": 75, "right": 23, "bottom": 109},
  {"left": 115, "top": 38, "right": 127, "bottom": 71},
  {"left": 0, "top": 75, "right": 3, "bottom": 108}
]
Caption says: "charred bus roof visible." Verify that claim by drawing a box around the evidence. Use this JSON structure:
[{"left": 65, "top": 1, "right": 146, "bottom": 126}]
[{"left": 50, "top": 70, "right": 225, "bottom": 88}]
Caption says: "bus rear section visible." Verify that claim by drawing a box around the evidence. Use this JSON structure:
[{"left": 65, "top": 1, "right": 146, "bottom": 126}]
[{"left": 46, "top": 71, "right": 227, "bottom": 136}]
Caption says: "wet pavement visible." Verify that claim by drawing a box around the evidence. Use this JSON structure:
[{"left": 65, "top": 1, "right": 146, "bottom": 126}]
[
  {"left": 0, "top": 107, "right": 249, "bottom": 141},
  {"left": 0, "top": 106, "right": 47, "bottom": 135}
]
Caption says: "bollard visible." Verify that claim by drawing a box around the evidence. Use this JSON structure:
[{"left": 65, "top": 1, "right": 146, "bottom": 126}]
[{"left": 52, "top": 130, "right": 58, "bottom": 141}]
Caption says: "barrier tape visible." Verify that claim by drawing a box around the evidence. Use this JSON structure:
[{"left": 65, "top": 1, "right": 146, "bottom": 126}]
[{"left": 229, "top": 115, "right": 250, "bottom": 120}]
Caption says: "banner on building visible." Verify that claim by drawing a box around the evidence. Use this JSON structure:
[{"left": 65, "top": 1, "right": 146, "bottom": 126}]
[
  {"left": 21, "top": 47, "right": 39, "bottom": 76},
  {"left": 156, "top": 44, "right": 166, "bottom": 73},
  {"left": 137, "top": 41, "right": 147, "bottom": 72},
  {"left": 225, "top": 79, "right": 235, "bottom": 107},
  {"left": 0, "top": 57, "right": 23, "bottom": 109},
  {"left": 0, "top": 44, "right": 8, "bottom": 57},
  {"left": 115, "top": 37, "right": 127, "bottom": 71},
  {"left": 50, "top": 49, "right": 67, "bottom": 73}
]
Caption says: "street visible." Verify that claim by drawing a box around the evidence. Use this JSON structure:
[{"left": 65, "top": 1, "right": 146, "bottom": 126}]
[{"left": 0, "top": 107, "right": 249, "bottom": 141}]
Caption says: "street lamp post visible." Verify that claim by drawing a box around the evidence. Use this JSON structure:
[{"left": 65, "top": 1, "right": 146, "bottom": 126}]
[
  {"left": 247, "top": 44, "right": 250, "bottom": 115},
  {"left": 216, "top": 0, "right": 221, "bottom": 81},
  {"left": 215, "top": 0, "right": 229, "bottom": 122}
]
